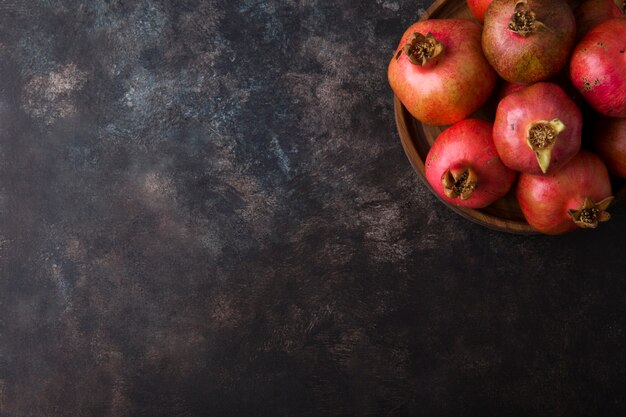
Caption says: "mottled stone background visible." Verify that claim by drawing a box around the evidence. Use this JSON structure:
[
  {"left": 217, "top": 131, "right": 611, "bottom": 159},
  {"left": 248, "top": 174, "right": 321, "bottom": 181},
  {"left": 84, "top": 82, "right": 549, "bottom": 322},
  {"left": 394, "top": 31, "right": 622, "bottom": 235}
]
[{"left": 1, "top": 0, "right": 626, "bottom": 416}]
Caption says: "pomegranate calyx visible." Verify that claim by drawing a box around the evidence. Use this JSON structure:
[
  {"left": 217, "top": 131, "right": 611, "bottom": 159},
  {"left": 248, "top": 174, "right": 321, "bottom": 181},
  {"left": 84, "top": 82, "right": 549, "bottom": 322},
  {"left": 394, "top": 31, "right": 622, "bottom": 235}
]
[
  {"left": 568, "top": 196, "right": 614, "bottom": 229},
  {"left": 508, "top": 0, "right": 546, "bottom": 37},
  {"left": 442, "top": 167, "right": 477, "bottom": 200},
  {"left": 526, "top": 119, "right": 565, "bottom": 174},
  {"left": 403, "top": 32, "right": 444, "bottom": 66}
]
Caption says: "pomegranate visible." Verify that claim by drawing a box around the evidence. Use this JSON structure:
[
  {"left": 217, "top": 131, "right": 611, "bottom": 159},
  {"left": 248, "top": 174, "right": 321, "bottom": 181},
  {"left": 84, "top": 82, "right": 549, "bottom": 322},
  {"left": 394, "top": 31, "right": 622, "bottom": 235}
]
[
  {"left": 493, "top": 82, "right": 582, "bottom": 175},
  {"left": 482, "top": 0, "right": 576, "bottom": 84},
  {"left": 575, "top": 0, "right": 624, "bottom": 41},
  {"left": 594, "top": 116, "right": 626, "bottom": 177},
  {"left": 497, "top": 81, "right": 526, "bottom": 101},
  {"left": 517, "top": 151, "right": 613, "bottom": 234},
  {"left": 425, "top": 119, "right": 516, "bottom": 208},
  {"left": 467, "top": 0, "right": 493, "bottom": 23},
  {"left": 570, "top": 18, "right": 626, "bottom": 118},
  {"left": 388, "top": 19, "right": 496, "bottom": 125}
]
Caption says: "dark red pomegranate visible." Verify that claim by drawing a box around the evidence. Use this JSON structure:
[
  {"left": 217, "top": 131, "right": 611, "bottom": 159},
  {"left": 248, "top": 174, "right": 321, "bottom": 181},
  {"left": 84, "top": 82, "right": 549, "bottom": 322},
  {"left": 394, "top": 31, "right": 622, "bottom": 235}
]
[
  {"left": 468, "top": 0, "right": 493, "bottom": 23},
  {"left": 575, "top": 0, "right": 624, "bottom": 41},
  {"left": 425, "top": 119, "right": 516, "bottom": 208},
  {"left": 517, "top": 151, "right": 614, "bottom": 234},
  {"left": 594, "top": 116, "right": 626, "bottom": 177},
  {"left": 570, "top": 18, "right": 626, "bottom": 118},
  {"left": 388, "top": 19, "right": 496, "bottom": 125},
  {"left": 493, "top": 82, "right": 582, "bottom": 175},
  {"left": 482, "top": 0, "right": 576, "bottom": 84}
]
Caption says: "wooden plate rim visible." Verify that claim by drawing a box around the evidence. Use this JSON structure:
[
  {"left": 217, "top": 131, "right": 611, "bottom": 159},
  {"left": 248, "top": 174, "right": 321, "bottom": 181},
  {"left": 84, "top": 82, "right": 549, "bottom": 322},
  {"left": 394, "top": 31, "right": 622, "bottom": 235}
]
[{"left": 423, "top": 0, "right": 456, "bottom": 18}]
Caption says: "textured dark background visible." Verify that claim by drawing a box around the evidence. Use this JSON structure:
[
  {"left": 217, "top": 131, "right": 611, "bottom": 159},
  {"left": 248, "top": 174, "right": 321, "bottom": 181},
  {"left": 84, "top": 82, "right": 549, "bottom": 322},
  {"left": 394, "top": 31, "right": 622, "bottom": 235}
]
[{"left": 1, "top": 0, "right": 626, "bottom": 416}]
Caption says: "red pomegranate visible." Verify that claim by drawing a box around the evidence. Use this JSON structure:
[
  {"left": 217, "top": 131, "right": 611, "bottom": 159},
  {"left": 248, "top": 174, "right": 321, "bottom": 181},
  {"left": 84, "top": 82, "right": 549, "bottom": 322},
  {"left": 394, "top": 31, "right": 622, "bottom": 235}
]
[
  {"left": 575, "top": 0, "right": 624, "bottom": 41},
  {"left": 467, "top": 0, "right": 493, "bottom": 23},
  {"left": 517, "top": 151, "right": 614, "bottom": 234},
  {"left": 425, "top": 119, "right": 516, "bottom": 208},
  {"left": 482, "top": 0, "right": 576, "bottom": 84},
  {"left": 388, "top": 19, "right": 496, "bottom": 125},
  {"left": 493, "top": 82, "right": 582, "bottom": 175},
  {"left": 594, "top": 116, "right": 626, "bottom": 177},
  {"left": 570, "top": 18, "right": 626, "bottom": 118}
]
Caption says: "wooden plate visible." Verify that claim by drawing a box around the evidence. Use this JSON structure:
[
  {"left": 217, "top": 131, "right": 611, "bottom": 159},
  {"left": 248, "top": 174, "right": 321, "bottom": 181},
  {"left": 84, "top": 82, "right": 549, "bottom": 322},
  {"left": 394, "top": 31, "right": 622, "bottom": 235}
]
[{"left": 394, "top": 0, "right": 624, "bottom": 234}]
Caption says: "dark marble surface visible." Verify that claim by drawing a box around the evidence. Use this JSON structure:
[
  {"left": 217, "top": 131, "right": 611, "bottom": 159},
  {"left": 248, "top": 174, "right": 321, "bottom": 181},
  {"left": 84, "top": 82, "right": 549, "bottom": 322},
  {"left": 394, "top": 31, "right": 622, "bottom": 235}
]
[{"left": 1, "top": 0, "right": 626, "bottom": 416}]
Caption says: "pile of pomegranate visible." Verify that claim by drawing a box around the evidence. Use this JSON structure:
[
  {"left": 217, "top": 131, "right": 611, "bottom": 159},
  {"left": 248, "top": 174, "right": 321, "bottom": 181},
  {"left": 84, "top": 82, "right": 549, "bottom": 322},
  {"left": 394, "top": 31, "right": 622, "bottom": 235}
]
[{"left": 388, "top": 0, "right": 625, "bottom": 235}]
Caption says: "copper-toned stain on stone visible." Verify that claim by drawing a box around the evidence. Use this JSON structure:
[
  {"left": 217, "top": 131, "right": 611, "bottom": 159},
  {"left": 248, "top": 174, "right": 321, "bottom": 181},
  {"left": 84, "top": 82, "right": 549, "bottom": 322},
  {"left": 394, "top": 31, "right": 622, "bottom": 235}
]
[{"left": 21, "top": 64, "right": 88, "bottom": 124}]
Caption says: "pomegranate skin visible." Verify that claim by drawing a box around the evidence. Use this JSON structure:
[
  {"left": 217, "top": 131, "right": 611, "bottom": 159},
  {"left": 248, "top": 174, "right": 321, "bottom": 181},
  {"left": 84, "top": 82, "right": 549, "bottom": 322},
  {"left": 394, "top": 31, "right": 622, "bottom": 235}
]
[
  {"left": 467, "top": 0, "right": 493, "bottom": 23},
  {"left": 493, "top": 82, "right": 582, "bottom": 175},
  {"left": 425, "top": 119, "right": 516, "bottom": 209},
  {"left": 388, "top": 19, "right": 496, "bottom": 126},
  {"left": 575, "top": 0, "right": 624, "bottom": 41},
  {"left": 517, "top": 151, "right": 613, "bottom": 235},
  {"left": 594, "top": 116, "right": 626, "bottom": 177},
  {"left": 482, "top": 0, "right": 576, "bottom": 84},
  {"left": 570, "top": 18, "right": 626, "bottom": 118}
]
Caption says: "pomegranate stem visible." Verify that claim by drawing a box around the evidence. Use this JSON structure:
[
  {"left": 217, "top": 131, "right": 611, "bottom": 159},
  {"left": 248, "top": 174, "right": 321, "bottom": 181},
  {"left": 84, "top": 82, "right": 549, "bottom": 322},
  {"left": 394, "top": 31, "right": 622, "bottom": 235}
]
[
  {"left": 568, "top": 197, "right": 614, "bottom": 229},
  {"left": 526, "top": 119, "right": 565, "bottom": 174},
  {"left": 402, "top": 32, "right": 444, "bottom": 66},
  {"left": 442, "top": 167, "right": 477, "bottom": 200}
]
